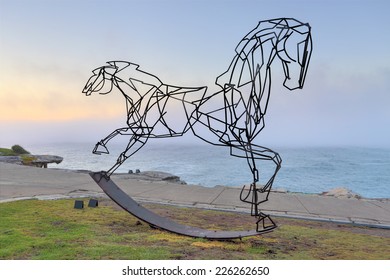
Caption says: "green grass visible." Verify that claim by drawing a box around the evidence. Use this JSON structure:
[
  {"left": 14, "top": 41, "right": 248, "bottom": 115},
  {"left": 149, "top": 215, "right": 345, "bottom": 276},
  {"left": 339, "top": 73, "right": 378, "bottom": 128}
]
[
  {"left": 19, "top": 154, "right": 37, "bottom": 165},
  {"left": 0, "top": 199, "right": 389, "bottom": 260},
  {"left": 0, "top": 145, "right": 30, "bottom": 157},
  {"left": 0, "top": 148, "right": 17, "bottom": 156},
  {"left": 0, "top": 145, "right": 35, "bottom": 164}
]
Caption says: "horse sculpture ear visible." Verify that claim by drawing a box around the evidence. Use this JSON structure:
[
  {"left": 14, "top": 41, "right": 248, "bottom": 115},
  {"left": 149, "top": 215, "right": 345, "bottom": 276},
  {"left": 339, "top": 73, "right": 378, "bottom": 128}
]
[{"left": 107, "top": 61, "right": 131, "bottom": 72}]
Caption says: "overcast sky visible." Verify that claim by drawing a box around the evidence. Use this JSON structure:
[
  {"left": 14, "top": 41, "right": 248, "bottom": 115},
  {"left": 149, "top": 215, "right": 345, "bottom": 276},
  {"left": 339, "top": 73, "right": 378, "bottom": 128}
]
[{"left": 1, "top": 0, "right": 389, "bottom": 147}]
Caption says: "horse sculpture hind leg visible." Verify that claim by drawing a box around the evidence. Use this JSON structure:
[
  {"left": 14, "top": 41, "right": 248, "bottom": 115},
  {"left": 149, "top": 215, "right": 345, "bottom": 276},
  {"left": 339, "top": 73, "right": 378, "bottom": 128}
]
[{"left": 238, "top": 143, "right": 282, "bottom": 231}]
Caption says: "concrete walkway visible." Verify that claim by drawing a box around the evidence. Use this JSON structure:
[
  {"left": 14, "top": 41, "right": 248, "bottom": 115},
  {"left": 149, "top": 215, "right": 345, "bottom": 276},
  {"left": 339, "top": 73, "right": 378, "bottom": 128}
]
[{"left": 1, "top": 162, "right": 389, "bottom": 229}]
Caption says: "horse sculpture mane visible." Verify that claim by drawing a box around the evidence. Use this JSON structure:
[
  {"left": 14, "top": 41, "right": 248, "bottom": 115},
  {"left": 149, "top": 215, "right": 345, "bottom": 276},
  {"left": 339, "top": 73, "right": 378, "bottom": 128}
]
[{"left": 83, "top": 18, "right": 312, "bottom": 236}]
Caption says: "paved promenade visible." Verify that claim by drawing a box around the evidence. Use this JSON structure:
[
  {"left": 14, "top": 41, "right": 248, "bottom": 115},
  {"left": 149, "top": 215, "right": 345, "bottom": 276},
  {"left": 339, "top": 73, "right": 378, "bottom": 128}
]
[{"left": 1, "top": 162, "right": 389, "bottom": 229}]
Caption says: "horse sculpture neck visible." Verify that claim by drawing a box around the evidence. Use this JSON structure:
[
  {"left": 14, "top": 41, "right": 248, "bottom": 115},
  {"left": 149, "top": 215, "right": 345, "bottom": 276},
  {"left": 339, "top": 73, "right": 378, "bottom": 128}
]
[
  {"left": 216, "top": 20, "right": 284, "bottom": 88},
  {"left": 213, "top": 18, "right": 310, "bottom": 130}
]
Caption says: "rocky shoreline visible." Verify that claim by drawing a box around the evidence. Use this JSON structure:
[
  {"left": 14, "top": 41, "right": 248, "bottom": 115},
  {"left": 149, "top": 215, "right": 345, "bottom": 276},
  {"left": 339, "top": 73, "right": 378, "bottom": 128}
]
[
  {"left": 110, "top": 170, "right": 187, "bottom": 185},
  {"left": 0, "top": 154, "right": 63, "bottom": 168},
  {"left": 0, "top": 155, "right": 368, "bottom": 200},
  {"left": 62, "top": 167, "right": 366, "bottom": 199}
]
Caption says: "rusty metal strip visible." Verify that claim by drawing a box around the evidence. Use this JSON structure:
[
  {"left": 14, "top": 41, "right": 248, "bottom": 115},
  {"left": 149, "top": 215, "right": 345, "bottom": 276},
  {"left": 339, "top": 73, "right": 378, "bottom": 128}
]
[{"left": 90, "top": 172, "right": 274, "bottom": 239}]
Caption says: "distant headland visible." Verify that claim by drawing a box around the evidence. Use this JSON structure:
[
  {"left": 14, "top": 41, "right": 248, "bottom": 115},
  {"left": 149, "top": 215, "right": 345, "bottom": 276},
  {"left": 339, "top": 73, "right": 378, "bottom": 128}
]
[{"left": 0, "top": 144, "right": 63, "bottom": 168}]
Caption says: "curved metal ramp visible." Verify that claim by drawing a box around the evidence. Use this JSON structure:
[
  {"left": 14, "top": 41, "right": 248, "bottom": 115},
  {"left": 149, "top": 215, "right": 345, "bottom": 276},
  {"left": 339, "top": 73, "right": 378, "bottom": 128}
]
[{"left": 90, "top": 172, "right": 274, "bottom": 240}]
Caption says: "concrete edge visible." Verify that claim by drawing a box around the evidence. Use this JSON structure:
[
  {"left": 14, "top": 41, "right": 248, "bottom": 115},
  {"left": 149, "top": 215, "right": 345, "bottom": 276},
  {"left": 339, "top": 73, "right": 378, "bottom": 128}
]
[{"left": 2, "top": 193, "right": 388, "bottom": 230}]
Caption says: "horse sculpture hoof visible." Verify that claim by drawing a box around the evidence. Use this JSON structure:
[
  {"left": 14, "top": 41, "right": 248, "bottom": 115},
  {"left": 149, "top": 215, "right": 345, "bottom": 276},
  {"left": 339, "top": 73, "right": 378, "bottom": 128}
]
[
  {"left": 93, "top": 171, "right": 110, "bottom": 182},
  {"left": 93, "top": 142, "right": 109, "bottom": 155},
  {"left": 256, "top": 214, "right": 276, "bottom": 232}
]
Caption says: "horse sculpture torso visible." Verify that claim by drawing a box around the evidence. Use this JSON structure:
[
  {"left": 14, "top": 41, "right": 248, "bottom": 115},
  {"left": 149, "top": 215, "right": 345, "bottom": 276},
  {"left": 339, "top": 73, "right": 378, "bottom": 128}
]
[{"left": 83, "top": 18, "right": 312, "bottom": 232}]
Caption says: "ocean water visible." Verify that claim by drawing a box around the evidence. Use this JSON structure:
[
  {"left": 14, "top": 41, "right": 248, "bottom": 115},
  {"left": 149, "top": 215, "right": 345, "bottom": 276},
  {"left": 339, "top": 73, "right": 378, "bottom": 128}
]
[{"left": 28, "top": 142, "right": 390, "bottom": 199}]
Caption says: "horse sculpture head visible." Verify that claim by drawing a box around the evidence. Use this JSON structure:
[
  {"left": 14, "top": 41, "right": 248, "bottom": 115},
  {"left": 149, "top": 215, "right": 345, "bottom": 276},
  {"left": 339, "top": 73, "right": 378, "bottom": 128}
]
[
  {"left": 216, "top": 18, "right": 312, "bottom": 94},
  {"left": 275, "top": 19, "right": 312, "bottom": 90},
  {"left": 83, "top": 61, "right": 130, "bottom": 96}
]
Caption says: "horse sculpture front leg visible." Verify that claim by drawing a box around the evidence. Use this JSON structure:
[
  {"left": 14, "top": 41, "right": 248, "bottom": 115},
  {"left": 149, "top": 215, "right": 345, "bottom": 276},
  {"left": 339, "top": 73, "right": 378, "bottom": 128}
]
[
  {"left": 104, "top": 132, "right": 149, "bottom": 177},
  {"left": 93, "top": 127, "right": 132, "bottom": 155}
]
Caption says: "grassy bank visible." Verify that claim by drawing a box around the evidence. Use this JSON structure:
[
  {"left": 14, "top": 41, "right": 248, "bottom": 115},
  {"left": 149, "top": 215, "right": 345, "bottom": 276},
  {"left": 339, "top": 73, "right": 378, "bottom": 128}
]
[
  {"left": 0, "top": 145, "right": 30, "bottom": 156},
  {"left": 0, "top": 145, "right": 36, "bottom": 165},
  {"left": 0, "top": 199, "right": 389, "bottom": 260}
]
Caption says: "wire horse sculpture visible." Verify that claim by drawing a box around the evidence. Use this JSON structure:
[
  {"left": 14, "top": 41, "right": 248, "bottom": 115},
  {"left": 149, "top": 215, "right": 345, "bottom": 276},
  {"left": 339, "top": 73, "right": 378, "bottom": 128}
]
[{"left": 83, "top": 18, "right": 312, "bottom": 236}]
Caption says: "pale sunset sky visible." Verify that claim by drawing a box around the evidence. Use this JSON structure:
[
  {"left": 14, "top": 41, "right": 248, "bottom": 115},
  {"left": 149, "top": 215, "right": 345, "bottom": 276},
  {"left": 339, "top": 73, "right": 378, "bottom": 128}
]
[{"left": 0, "top": 0, "right": 389, "bottom": 147}]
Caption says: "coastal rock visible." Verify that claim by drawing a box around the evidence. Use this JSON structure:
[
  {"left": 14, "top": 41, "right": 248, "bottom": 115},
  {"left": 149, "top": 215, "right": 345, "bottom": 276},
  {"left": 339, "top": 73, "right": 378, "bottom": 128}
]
[
  {"left": 31, "top": 155, "right": 63, "bottom": 168},
  {"left": 117, "top": 171, "right": 187, "bottom": 184},
  {"left": 0, "top": 154, "right": 63, "bottom": 168},
  {"left": 321, "top": 187, "right": 362, "bottom": 199},
  {"left": 272, "top": 187, "right": 288, "bottom": 193},
  {"left": 0, "top": 156, "right": 23, "bottom": 164}
]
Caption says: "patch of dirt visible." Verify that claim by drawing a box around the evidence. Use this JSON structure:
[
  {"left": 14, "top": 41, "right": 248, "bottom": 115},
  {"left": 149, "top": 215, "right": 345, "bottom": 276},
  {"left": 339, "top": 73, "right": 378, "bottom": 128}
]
[
  {"left": 276, "top": 217, "right": 390, "bottom": 238},
  {"left": 98, "top": 198, "right": 390, "bottom": 238}
]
